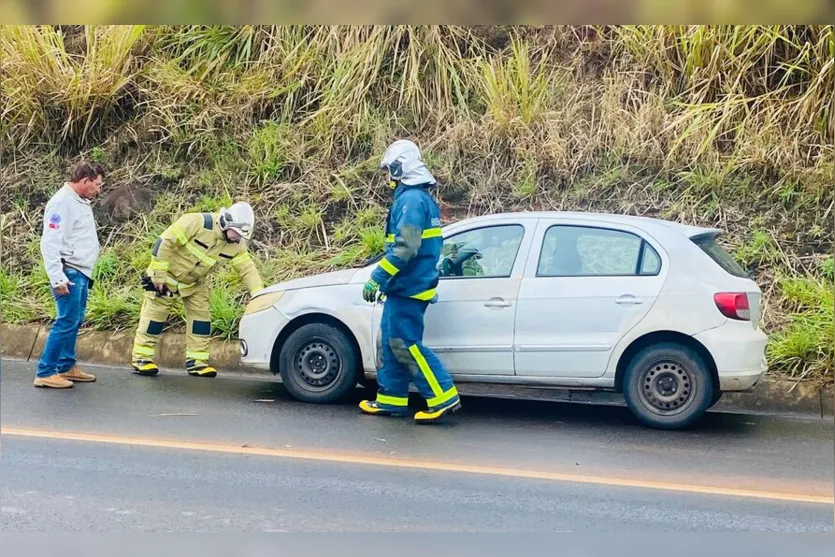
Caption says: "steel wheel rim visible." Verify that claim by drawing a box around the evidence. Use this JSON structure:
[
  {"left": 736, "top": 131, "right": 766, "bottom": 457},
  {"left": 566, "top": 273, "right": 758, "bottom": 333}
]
[
  {"left": 294, "top": 340, "right": 342, "bottom": 392},
  {"left": 638, "top": 359, "right": 696, "bottom": 416}
]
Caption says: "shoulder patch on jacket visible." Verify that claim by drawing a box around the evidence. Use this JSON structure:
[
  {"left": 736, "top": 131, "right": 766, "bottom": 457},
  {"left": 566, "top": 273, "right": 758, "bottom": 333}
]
[
  {"left": 202, "top": 213, "right": 214, "bottom": 230},
  {"left": 48, "top": 212, "right": 62, "bottom": 230}
]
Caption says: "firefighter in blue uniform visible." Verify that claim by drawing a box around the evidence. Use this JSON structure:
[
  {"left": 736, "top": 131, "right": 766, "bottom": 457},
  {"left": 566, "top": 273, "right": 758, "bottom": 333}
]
[{"left": 359, "top": 139, "right": 462, "bottom": 424}]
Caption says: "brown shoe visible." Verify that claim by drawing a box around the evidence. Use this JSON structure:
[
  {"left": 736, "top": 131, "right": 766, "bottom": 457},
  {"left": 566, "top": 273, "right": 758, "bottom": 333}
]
[
  {"left": 34, "top": 374, "right": 74, "bottom": 389},
  {"left": 60, "top": 366, "right": 97, "bottom": 383}
]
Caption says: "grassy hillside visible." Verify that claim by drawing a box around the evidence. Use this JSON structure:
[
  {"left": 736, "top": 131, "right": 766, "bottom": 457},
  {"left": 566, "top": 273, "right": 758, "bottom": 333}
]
[{"left": 1, "top": 25, "right": 832, "bottom": 382}]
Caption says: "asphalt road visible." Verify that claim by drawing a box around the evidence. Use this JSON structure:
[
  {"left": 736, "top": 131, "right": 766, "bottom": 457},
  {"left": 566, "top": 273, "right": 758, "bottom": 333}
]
[{"left": 1, "top": 359, "right": 833, "bottom": 531}]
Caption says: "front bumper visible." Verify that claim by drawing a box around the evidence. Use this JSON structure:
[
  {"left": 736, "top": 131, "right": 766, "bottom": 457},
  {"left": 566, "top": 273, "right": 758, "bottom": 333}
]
[{"left": 238, "top": 306, "right": 289, "bottom": 371}]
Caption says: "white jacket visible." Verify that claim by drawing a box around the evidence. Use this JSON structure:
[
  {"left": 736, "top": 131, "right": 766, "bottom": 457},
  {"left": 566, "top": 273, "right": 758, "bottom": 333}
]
[{"left": 40, "top": 183, "right": 100, "bottom": 288}]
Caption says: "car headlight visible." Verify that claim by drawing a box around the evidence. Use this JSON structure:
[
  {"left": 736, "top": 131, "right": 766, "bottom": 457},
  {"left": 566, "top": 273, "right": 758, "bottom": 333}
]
[{"left": 245, "top": 291, "right": 285, "bottom": 315}]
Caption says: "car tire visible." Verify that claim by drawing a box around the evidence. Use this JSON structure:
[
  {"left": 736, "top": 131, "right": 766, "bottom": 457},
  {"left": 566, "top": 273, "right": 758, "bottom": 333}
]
[
  {"left": 623, "top": 342, "right": 713, "bottom": 430},
  {"left": 278, "top": 322, "right": 360, "bottom": 404}
]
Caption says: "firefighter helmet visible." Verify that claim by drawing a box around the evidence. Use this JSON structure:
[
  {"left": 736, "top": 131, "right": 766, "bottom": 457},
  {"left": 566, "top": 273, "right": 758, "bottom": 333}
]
[
  {"left": 220, "top": 202, "right": 255, "bottom": 241},
  {"left": 380, "top": 139, "right": 436, "bottom": 187}
]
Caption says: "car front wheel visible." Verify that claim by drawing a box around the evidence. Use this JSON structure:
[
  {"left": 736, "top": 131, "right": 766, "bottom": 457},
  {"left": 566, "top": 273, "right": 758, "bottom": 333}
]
[
  {"left": 278, "top": 322, "right": 360, "bottom": 404},
  {"left": 622, "top": 342, "right": 713, "bottom": 430}
]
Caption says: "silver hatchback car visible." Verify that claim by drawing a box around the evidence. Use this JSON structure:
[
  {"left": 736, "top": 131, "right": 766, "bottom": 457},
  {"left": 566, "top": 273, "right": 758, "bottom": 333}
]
[{"left": 239, "top": 211, "right": 768, "bottom": 429}]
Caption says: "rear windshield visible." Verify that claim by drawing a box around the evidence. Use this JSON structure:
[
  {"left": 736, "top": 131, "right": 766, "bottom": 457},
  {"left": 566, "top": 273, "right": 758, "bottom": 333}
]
[{"left": 691, "top": 233, "right": 750, "bottom": 278}]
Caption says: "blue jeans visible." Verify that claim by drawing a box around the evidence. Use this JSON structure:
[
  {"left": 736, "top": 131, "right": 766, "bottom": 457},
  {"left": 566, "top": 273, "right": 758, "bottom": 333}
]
[
  {"left": 36, "top": 267, "right": 90, "bottom": 378},
  {"left": 375, "top": 295, "right": 459, "bottom": 412}
]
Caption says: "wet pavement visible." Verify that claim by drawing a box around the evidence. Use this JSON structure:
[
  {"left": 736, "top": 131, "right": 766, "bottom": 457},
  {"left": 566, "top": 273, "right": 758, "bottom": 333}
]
[{"left": 1, "top": 359, "right": 833, "bottom": 531}]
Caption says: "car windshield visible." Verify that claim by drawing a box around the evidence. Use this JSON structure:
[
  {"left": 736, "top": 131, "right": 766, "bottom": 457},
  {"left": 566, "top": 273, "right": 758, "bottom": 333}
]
[{"left": 691, "top": 232, "right": 750, "bottom": 278}]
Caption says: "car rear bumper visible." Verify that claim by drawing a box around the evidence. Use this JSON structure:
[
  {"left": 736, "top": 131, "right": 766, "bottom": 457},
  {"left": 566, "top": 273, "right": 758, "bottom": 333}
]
[
  {"left": 694, "top": 322, "right": 768, "bottom": 392},
  {"left": 715, "top": 369, "right": 766, "bottom": 391},
  {"left": 239, "top": 307, "right": 289, "bottom": 371}
]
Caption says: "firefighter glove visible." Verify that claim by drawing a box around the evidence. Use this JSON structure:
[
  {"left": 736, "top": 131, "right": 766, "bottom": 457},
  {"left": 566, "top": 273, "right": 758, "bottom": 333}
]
[{"left": 362, "top": 279, "right": 380, "bottom": 303}]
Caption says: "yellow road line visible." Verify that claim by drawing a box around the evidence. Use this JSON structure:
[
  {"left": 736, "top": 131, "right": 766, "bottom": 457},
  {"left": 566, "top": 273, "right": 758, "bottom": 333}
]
[{"left": 2, "top": 427, "right": 832, "bottom": 506}]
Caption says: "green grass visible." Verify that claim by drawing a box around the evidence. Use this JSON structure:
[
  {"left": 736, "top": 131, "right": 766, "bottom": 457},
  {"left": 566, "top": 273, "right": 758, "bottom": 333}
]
[
  {"left": 0, "top": 25, "right": 831, "bottom": 382},
  {"left": 768, "top": 275, "right": 834, "bottom": 380},
  {"left": 734, "top": 229, "right": 780, "bottom": 269},
  {"left": 0, "top": 269, "right": 39, "bottom": 323}
]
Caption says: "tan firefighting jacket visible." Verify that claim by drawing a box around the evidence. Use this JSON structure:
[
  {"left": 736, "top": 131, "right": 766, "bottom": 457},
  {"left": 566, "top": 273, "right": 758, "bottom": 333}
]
[{"left": 146, "top": 212, "right": 264, "bottom": 298}]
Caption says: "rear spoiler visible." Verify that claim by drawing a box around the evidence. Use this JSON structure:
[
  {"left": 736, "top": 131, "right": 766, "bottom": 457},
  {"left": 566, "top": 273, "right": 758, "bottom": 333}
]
[{"left": 684, "top": 228, "right": 723, "bottom": 240}]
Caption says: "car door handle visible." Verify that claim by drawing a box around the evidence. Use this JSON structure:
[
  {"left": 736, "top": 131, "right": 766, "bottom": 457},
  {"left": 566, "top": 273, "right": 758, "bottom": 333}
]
[
  {"left": 615, "top": 295, "right": 644, "bottom": 305},
  {"left": 484, "top": 298, "right": 512, "bottom": 308}
]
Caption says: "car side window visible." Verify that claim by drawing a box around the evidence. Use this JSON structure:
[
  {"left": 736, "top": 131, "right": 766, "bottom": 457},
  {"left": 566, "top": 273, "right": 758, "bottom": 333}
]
[
  {"left": 640, "top": 243, "right": 662, "bottom": 275},
  {"left": 537, "top": 225, "right": 660, "bottom": 277},
  {"left": 438, "top": 224, "right": 525, "bottom": 278}
]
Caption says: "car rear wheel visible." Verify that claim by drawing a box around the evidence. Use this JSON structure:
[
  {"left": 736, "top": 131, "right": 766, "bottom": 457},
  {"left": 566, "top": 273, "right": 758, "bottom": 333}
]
[
  {"left": 278, "top": 322, "right": 360, "bottom": 404},
  {"left": 623, "top": 342, "right": 713, "bottom": 430}
]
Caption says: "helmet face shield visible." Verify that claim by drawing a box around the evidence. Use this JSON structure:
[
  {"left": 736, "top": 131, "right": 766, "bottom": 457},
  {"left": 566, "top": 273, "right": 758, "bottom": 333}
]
[
  {"left": 379, "top": 139, "right": 436, "bottom": 187},
  {"left": 230, "top": 225, "right": 251, "bottom": 240},
  {"left": 220, "top": 202, "right": 255, "bottom": 241}
]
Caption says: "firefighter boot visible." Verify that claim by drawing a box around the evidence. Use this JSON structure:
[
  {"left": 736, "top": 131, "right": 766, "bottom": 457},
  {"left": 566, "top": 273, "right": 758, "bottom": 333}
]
[
  {"left": 186, "top": 359, "right": 217, "bottom": 378},
  {"left": 359, "top": 399, "right": 409, "bottom": 417},
  {"left": 414, "top": 397, "right": 462, "bottom": 425},
  {"left": 132, "top": 360, "right": 160, "bottom": 376}
]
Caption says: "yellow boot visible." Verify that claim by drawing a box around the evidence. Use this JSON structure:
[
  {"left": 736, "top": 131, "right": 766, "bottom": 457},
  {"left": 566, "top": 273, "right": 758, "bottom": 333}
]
[
  {"left": 132, "top": 360, "right": 159, "bottom": 376},
  {"left": 414, "top": 399, "right": 462, "bottom": 424},
  {"left": 186, "top": 360, "right": 217, "bottom": 378},
  {"left": 359, "top": 400, "right": 409, "bottom": 417}
]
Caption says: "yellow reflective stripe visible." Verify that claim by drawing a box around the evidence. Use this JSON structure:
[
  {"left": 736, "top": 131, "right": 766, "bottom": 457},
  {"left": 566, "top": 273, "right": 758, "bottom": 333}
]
[
  {"left": 428, "top": 385, "right": 459, "bottom": 408},
  {"left": 133, "top": 345, "right": 155, "bottom": 357},
  {"left": 186, "top": 351, "right": 210, "bottom": 361},
  {"left": 385, "top": 228, "right": 442, "bottom": 244},
  {"left": 162, "top": 277, "right": 193, "bottom": 292},
  {"left": 149, "top": 260, "right": 169, "bottom": 271},
  {"left": 170, "top": 225, "right": 189, "bottom": 245},
  {"left": 410, "top": 288, "right": 436, "bottom": 301},
  {"left": 185, "top": 241, "right": 217, "bottom": 267},
  {"left": 231, "top": 252, "right": 251, "bottom": 265},
  {"left": 376, "top": 394, "right": 409, "bottom": 407},
  {"left": 408, "top": 344, "right": 443, "bottom": 398},
  {"left": 379, "top": 258, "right": 400, "bottom": 276}
]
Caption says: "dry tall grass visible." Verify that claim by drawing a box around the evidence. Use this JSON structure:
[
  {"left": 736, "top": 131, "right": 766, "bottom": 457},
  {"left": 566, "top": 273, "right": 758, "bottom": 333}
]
[{"left": 1, "top": 25, "right": 831, "bottom": 381}]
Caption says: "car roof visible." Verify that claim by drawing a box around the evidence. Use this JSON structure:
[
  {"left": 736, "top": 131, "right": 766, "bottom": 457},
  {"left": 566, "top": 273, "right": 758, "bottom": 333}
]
[{"left": 445, "top": 211, "right": 721, "bottom": 239}]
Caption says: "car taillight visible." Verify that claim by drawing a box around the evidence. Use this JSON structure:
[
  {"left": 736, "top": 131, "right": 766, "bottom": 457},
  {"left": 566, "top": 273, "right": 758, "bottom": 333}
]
[{"left": 714, "top": 292, "right": 751, "bottom": 321}]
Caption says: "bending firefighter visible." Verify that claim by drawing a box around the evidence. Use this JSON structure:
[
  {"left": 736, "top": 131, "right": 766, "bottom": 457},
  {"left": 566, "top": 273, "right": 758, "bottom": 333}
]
[
  {"left": 360, "top": 139, "right": 461, "bottom": 424},
  {"left": 131, "top": 202, "right": 265, "bottom": 377}
]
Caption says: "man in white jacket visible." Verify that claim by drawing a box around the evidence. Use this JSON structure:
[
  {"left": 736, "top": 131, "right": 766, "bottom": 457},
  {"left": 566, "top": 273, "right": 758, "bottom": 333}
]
[{"left": 35, "top": 161, "right": 105, "bottom": 389}]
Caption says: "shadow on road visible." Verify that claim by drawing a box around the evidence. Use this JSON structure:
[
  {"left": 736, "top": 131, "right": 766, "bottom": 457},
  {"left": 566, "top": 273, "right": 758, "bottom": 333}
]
[{"left": 195, "top": 374, "right": 825, "bottom": 438}]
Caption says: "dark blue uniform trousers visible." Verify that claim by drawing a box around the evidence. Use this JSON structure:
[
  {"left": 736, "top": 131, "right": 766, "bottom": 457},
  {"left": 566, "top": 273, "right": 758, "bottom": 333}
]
[{"left": 375, "top": 295, "right": 460, "bottom": 413}]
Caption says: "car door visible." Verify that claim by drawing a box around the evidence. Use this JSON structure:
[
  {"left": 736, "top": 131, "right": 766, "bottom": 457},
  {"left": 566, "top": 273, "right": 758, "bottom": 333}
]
[
  {"left": 421, "top": 219, "right": 534, "bottom": 376},
  {"left": 369, "top": 221, "right": 532, "bottom": 376},
  {"left": 514, "top": 218, "right": 668, "bottom": 378}
]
